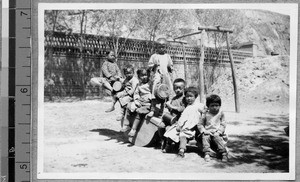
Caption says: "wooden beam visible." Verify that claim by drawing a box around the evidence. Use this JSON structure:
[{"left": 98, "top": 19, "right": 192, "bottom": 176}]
[
  {"left": 226, "top": 32, "right": 240, "bottom": 113},
  {"left": 173, "top": 31, "right": 203, "bottom": 40},
  {"left": 170, "top": 40, "right": 188, "bottom": 44},
  {"left": 198, "top": 26, "right": 233, "bottom": 33}
]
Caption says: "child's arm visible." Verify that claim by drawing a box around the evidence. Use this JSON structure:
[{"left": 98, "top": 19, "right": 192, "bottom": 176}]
[
  {"left": 115, "top": 64, "right": 122, "bottom": 79},
  {"left": 197, "top": 114, "right": 213, "bottom": 136},
  {"left": 197, "top": 115, "right": 206, "bottom": 134},
  {"left": 148, "top": 54, "right": 158, "bottom": 71},
  {"left": 124, "top": 78, "right": 139, "bottom": 97},
  {"left": 197, "top": 103, "right": 207, "bottom": 115},
  {"left": 167, "top": 54, "right": 173, "bottom": 73},
  {"left": 133, "top": 86, "right": 141, "bottom": 107},
  {"left": 101, "top": 62, "right": 113, "bottom": 79},
  {"left": 165, "top": 101, "right": 185, "bottom": 113},
  {"left": 216, "top": 111, "right": 226, "bottom": 135}
]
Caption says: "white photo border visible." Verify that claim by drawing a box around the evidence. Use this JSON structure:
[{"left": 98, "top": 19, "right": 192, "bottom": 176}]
[{"left": 37, "top": 3, "right": 298, "bottom": 180}]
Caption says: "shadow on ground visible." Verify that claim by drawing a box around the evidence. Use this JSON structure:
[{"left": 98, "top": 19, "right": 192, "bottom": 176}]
[
  {"left": 90, "top": 128, "right": 130, "bottom": 145},
  {"left": 216, "top": 114, "right": 289, "bottom": 172}
]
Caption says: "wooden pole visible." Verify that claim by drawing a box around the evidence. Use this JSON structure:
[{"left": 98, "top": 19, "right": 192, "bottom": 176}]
[
  {"left": 226, "top": 32, "right": 240, "bottom": 113},
  {"left": 182, "top": 43, "right": 187, "bottom": 81},
  {"left": 199, "top": 30, "right": 206, "bottom": 103}
]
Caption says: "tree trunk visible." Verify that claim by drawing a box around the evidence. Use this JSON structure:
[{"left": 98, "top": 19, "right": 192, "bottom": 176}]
[{"left": 80, "top": 10, "right": 86, "bottom": 100}]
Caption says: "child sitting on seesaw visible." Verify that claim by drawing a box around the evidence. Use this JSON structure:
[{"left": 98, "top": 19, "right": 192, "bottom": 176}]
[
  {"left": 90, "top": 51, "right": 122, "bottom": 112},
  {"left": 159, "top": 78, "right": 187, "bottom": 153},
  {"left": 121, "top": 68, "right": 152, "bottom": 137},
  {"left": 164, "top": 87, "right": 206, "bottom": 157},
  {"left": 197, "top": 94, "right": 228, "bottom": 162},
  {"left": 113, "top": 65, "right": 139, "bottom": 121}
]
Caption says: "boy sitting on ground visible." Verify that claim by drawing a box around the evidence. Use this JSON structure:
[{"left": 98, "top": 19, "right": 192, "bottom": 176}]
[{"left": 197, "top": 94, "right": 228, "bottom": 162}]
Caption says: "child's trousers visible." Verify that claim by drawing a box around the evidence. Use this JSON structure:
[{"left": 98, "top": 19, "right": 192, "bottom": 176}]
[{"left": 202, "top": 134, "right": 226, "bottom": 153}]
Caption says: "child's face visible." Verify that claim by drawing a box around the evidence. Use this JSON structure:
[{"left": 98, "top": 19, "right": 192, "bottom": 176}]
[
  {"left": 124, "top": 69, "right": 134, "bottom": 80},
  {"left": 173, "top": 82, "right": 185, "bottom": 96},
  {"left": 139, "top": 71, "right": 149, "bottom": 83},
  {"left": 208, "top": 103, "right": 220, "bottom": 115},
  {"left": 157, "top": 44, "right": 166, "bottom": 54},
  {"left": 185, "top": 92, "right": 196, "bottom": 105},
  {"left": 107, "top": 51, "right": 116, "bottom": 62}
]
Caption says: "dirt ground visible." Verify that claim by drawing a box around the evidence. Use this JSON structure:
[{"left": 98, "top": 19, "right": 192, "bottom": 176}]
[{"left": 43, "top": 96, "right": 289, "bottom": 174}]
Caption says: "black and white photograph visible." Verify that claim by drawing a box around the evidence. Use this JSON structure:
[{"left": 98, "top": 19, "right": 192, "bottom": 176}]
[{"left": 37, "top": 3, "right": 297, "bottom": 180}]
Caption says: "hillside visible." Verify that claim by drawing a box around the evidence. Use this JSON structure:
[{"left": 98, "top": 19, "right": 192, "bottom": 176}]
[
  {"left": 232, "top": 10, "right": 290, "bottom": 56},
  {"left": 208, "top": 55, "right": 289, "bottom": 111},
  {"left": 46, "top": 9, "right": 290, "bottom": 57}
]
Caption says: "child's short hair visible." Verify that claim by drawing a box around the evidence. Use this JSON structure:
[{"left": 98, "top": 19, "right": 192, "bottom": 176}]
[
  {"left": 123, "top": 64, "right": 134, "bottom": 74},
  {"left": 173, "top": 78, "right": 185, "bottom": 85},
  {"left": 206, "top": 94, "right": 222, "bottom": 107},
  {"left": 136, "top": 68, "right": 150, "bottom": 78},
  {"left": 184, "top": 86, "right": 198, "bottom": 98}
]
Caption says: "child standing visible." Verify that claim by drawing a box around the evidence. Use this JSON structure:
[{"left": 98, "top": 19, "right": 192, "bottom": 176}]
[
  {"left": 90, "top": 51, "right": 122, "bottom": 112},
  {"left": 148, "top": 38, "right": 173, "bottom": 116},
  {"left": 121, "top": 68, "right": 152, "bottom": 137},
  {"left": 164, "top": 87, "right": 205, "bottom": 157},
  {"left": 160, "top": 78, "right": 186, "bottom": 152},
  {"left": 114, "top": 65, "right": 139, "bottom": 121},
  {"left": 197, "top": 94, "right": 228, "bottom": 162}
]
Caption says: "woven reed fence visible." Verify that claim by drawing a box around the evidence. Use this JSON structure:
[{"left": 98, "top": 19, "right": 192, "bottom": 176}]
[{"left": 44, "top": 31, "right": 252, "bottom": 99}]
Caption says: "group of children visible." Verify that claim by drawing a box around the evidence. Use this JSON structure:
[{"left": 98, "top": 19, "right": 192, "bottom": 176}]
[{"left": 90, "top": 38, "right": 228, "bottom": 162}]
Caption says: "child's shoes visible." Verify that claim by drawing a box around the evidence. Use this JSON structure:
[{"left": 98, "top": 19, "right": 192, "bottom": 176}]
[
  {"left": 204, "top": 154, "right": 211, "bottom": 162},
  {"left": 116, "top": 115, "right": 123, "bottom": 121},
  {"left": 177, "top": 149, "right": 185, "bottom": 158},
  {"left": 128, "top": 129, "right": 137, "bottom": 137},
  {"left": 221, "top": 153, "right": 228, "bottom": 162},
  {"left": 105, "top": 106, "right": 115, "bottom": 112},
  {"left": 120, "top": 126, "right": 131, "bottom": 133}
]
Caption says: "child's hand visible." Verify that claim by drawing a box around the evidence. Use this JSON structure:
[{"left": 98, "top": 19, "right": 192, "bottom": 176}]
[
  {"left": 213, "top": 131, "right": 221, "bottom": 137},
  {"left": 203, "top": 130, "right": 213, "bottom": 136},
  {"left": 165, "top": 101, "right": 172, "bottom": 109},
  {"left": 134, "top": 101, "right": 142, "bottom": 107},
  {"left": 129, "top": 103, "right": 137, "bottom": 112},
  {"left": 115, "top": 76, "right": 121, "bottom": 81},
  {"left": 176, "top": 125, "right": 181, "bottom": 132},
  {"left": 116, "top": 92, "right": 124, "bottom": 98}
]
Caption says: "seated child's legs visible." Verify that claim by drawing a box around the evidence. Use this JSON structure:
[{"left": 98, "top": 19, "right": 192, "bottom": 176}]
[
  {"left": 128, "top": 113, "right": 145, "bottom": 137},
  {"left": 212, "top": 135, "right": 227, "bottom": 154},
  {"left": 121, "top": 109, "right": 136, "bottom": 132},
  {"left": 202, "top": 134, "right": 213, "bottom": 161},
  {"left": 202, "top": 134, "right": 212, "bottom": 154},
  {"left": 179, "top": 136, "right": 188, "bottom": 151},
  {"left": 178, "top": 136, "right": 188, "bottom": 157},
  {"left": 90, "top": 77, "right": 103, "bottom": 87},
  {"left": 116, "top": 106, "right": 126, "bottom": 121}
]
